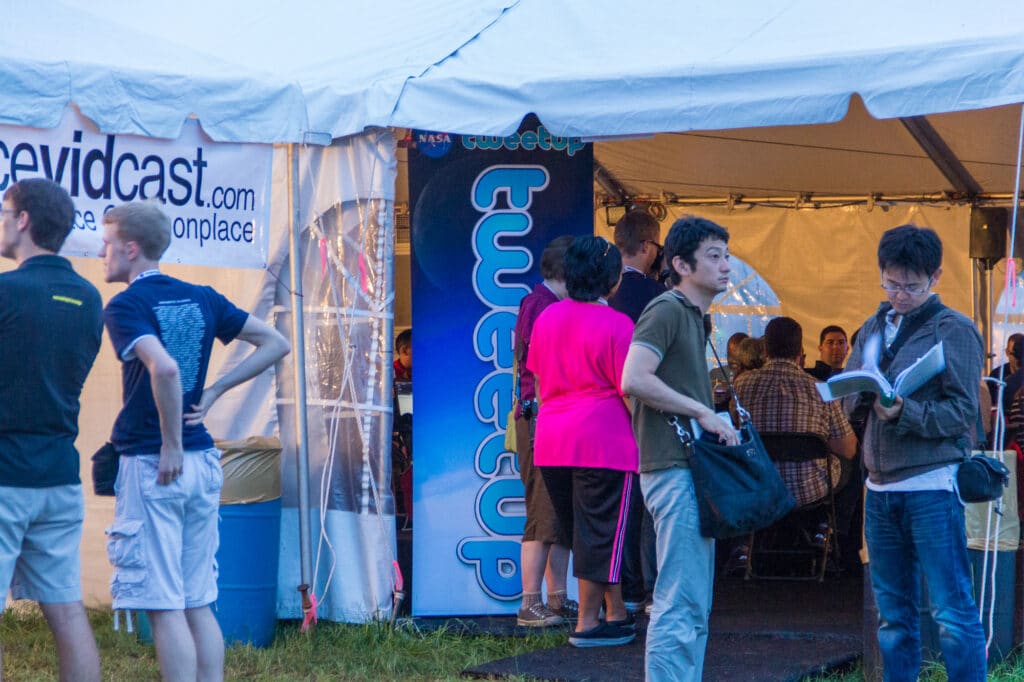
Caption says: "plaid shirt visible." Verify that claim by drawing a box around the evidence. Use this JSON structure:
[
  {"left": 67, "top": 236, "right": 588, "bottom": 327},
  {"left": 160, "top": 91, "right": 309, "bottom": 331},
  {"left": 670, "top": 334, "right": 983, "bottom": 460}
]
[{"left": 734, "top": 359, "right": 853, "bottom": 505}]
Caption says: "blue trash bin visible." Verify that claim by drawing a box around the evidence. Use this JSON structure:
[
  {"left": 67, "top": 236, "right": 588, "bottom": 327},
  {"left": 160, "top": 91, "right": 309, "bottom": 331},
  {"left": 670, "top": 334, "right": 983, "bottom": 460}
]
[{"left": 214, "top": 497, "right": 282, "bottom": 647}]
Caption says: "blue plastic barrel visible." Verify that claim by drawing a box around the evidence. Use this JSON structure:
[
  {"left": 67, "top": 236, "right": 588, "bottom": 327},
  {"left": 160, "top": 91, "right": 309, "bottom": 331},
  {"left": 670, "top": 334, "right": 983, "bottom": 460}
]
[{"left": 214, "top": 498, "right": 281, "bottom": 647}]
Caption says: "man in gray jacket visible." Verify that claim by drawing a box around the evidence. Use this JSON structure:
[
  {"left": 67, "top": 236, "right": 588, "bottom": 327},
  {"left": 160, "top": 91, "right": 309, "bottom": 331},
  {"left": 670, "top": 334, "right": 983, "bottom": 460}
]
[{"left": 844, "top": 224, "right": 985, "bottom": 682}]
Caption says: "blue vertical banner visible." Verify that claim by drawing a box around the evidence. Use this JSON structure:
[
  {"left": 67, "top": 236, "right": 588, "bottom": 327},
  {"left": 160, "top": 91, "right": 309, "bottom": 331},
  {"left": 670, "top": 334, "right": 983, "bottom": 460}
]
[{"left": 408, "top": 118, "right": 593, "bottom": 615}]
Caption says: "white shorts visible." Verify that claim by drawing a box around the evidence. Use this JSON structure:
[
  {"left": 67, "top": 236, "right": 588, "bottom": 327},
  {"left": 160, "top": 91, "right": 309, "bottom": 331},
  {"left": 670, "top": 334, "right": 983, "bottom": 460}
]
[
  {"left": 107, "top": 448, "right": 223, "bottom": 611},
  {"left": 0, "top": 484, "right": 84, "bottom": 604}
]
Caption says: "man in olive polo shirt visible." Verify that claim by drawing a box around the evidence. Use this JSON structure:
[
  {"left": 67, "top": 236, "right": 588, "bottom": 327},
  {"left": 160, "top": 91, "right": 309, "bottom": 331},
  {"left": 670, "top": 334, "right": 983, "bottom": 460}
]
[
  {"left": 0, "top": 178, "right": 102, "bottom": 680},
  {"left": 622, "top": 216, "right": 738, "bottom": 682}
]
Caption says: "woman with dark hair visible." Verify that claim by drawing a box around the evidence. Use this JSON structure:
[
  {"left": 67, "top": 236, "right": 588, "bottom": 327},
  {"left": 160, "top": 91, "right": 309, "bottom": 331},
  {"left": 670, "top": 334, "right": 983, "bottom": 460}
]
[{"left": 527, "top": 235, "right": 639, "bottom": 648}]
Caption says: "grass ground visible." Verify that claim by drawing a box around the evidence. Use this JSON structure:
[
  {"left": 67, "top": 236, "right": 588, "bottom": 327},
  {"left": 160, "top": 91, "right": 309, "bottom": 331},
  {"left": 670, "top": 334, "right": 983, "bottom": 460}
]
[
  {"left": 6, "top": 605, "right": 1024, "bottom": 681},
  {"left": 0, "top": 606, "right": 565, "bottom": 681}
]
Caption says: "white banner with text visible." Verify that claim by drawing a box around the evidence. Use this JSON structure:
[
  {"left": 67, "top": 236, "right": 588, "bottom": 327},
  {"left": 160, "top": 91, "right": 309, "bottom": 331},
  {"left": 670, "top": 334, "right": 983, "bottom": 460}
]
[{"left": 0, "top": 110, "right": 272, "bottom": 269}]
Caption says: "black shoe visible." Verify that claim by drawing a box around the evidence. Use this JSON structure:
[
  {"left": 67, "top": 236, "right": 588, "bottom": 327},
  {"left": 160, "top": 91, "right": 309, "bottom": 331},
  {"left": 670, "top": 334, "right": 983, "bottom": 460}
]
[
  {"left": 723, "top": 545, "right": 749, "bottom": 576},
  {"left": 569, "top": 621, "right": 636, "bottom": 648},
  {"left": 605, "top": 614, "right": 636, "bottom": 632}
]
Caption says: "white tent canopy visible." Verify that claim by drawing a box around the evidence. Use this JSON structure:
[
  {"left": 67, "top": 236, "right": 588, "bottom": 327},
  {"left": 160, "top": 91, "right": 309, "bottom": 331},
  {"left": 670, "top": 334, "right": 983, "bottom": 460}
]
[{"left": 3, "top": 1, "right": 1022, "bottom": 145}]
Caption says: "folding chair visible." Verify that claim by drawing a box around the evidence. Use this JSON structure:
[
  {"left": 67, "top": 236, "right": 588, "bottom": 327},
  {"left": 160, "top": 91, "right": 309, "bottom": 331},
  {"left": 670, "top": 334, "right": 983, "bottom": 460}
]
[{"left": 745, "top": 432, "right": 837, "bottom": 582}]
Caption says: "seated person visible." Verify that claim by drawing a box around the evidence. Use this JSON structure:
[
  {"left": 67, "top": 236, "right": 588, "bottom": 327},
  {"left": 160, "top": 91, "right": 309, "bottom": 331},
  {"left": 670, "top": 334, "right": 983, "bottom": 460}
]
[
  {"left": 734, "top": 317, "right": 857, "bottom": 508},
  {"left": 806, "top": 325, "right": 849, "bottom": 381},
  {"left": 710, "top": 332, "right": 748, "bottom": 411},
  {"left": 733, "top": 336, "right": 766, "bottom": 379}
]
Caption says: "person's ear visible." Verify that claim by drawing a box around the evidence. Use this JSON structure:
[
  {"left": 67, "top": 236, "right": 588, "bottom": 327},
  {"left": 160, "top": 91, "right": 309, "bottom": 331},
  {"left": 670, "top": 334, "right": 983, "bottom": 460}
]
[
  {"left": 930, "top": 266, "right": 942, "bottom": 288},
  {"left": 124, "top": 241, "right": 142, "bottom": 260},
  {"left": 672, "top": 255, "right": 690, "bottom": 278}
]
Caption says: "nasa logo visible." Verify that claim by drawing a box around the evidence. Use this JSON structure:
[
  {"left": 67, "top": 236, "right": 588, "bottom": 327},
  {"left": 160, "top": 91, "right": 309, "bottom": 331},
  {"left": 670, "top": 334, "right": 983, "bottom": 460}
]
[{"left": 417, "top": 132, "right": 454, "bottom": 159}]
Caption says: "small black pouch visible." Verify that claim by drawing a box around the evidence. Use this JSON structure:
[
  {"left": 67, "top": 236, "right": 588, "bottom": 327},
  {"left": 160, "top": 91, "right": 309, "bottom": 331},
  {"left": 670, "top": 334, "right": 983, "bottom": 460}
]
[
  {"left": 91, "top": 442, "right": 119, "bottom": 496},
  {"left": 957, "top": 454, "right": 1010, "bottom": 503}
]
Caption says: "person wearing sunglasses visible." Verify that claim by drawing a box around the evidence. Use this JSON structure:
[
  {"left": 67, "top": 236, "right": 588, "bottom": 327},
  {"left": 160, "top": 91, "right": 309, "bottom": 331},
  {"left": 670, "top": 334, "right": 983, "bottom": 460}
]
[{"left": 607, "top": 209, "right": 667, "bottom": 617}]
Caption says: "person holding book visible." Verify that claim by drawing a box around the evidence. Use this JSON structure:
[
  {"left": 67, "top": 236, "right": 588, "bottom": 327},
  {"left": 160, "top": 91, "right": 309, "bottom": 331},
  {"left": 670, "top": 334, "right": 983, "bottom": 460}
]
[{"left": 843, "top": 224, "right": 985, "bottom": 682}]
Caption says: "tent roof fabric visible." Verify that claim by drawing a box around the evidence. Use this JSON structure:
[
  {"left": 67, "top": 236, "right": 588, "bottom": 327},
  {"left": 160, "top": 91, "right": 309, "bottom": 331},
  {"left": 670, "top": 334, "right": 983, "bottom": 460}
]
[{"left": 2, "top": 1, "right": 1023, "bottom": 144}]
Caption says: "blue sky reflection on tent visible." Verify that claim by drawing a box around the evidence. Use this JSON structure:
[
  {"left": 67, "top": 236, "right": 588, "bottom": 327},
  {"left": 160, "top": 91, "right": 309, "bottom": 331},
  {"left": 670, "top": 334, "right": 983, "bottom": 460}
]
[{"left": 707, "top": 255, "right": 780, "bottom": 368}]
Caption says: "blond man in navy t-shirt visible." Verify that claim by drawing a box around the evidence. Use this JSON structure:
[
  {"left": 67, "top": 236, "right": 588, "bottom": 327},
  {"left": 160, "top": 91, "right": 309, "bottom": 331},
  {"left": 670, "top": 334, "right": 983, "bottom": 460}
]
[{"left": 100, "top": 202, "right": 289, "bottom": 682}]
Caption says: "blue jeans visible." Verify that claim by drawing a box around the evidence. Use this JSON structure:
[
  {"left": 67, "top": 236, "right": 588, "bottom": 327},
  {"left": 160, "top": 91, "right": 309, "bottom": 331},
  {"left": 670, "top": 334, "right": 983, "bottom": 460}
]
[
  {"left": 640, "top": 468, "right": 714, "bottom": 682},
  {"left": 865, "top": 489, "right": 986, "bottom": 682}
]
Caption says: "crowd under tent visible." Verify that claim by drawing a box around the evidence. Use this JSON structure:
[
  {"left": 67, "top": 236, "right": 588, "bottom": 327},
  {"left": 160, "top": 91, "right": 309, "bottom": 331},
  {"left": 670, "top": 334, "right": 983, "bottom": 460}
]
[{"left": 0, "top": 0, "right": 1022, "bottom": 619}]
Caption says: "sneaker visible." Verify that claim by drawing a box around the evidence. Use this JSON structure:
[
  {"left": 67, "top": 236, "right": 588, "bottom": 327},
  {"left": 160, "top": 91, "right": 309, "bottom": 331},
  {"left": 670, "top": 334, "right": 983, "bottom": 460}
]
[
  {"left": 517, "top": 602, "right": 564, "bottom": 627},
  {"left": 551, "top": 597, "right": 579, "bottom": 621},
  {"left": 569, "top": 621, "right": 636, "bottom": 648}
]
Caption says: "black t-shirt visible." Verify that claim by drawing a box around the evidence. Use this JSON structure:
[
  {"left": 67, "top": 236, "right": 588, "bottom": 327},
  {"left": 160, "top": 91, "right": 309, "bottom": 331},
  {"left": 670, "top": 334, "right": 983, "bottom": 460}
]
[
  {"left": 609, "top": 269, "right": 666, "bottom": 323},
  {"left": 0, "top": 255, "right": 102, "bottom": 487}
]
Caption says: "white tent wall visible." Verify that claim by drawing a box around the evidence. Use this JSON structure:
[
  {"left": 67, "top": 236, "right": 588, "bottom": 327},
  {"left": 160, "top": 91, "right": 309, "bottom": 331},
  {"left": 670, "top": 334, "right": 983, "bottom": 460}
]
[
  {"left": 596, "top": 204, "right": 973, "bottom": 361},
  {"left": 205, "top": 130, "right": 399, "bottom": 622}
]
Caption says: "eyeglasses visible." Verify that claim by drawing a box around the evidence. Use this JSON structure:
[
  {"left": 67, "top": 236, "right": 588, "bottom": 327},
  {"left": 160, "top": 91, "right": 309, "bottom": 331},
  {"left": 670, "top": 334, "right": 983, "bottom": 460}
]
[
  {"left": 0, "top": 208, "right": 18, "bottom": 216},
  {"left": 880, "top": 279, "right": 931, "bottom": 295}
]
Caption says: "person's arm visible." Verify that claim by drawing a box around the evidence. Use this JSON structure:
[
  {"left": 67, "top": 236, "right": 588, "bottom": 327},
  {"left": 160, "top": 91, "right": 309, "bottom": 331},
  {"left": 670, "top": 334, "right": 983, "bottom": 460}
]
[
  {"left": 622, "top": 344, "right": 738, "bottom": 445},
  {"left": 875, "top": 318, "right": 982, "bottom": 438},
  {"left": 824, "top": 401, "right": 858, "bottom": 460},
  {"left": 829, "top": 432, "right": 858, "bottom": 460},
  {"left": 133, "top": 336, "right": 184, "bottom": 485},
  {"left": 184, "top": 316, "right": 290, "bottom": 424}
]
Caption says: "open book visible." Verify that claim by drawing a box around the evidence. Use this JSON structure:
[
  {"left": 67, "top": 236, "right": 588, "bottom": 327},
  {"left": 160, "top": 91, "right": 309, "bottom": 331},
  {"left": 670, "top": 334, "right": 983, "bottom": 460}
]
[{"left": 816, "top": 334, "right": 945, "bottom": 407}]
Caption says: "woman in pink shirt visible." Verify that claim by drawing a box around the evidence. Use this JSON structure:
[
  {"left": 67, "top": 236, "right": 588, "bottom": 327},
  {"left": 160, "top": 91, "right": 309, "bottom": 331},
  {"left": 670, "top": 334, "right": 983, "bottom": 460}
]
[{"left": 528, "top": 235, "right": 639, "bottom": 648}]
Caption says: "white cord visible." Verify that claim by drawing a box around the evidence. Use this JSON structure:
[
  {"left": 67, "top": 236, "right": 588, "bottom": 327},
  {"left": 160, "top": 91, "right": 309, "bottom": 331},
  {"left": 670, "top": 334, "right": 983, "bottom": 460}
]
[{"left": 977, "top": 101, "right": 1024, "bottom": 652}]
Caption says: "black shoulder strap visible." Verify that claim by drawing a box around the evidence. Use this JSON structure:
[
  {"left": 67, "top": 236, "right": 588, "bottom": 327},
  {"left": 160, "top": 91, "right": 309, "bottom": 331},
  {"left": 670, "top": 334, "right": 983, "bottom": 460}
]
[{"left": 874, "top": 296, "right": 945, "bottom": 374}]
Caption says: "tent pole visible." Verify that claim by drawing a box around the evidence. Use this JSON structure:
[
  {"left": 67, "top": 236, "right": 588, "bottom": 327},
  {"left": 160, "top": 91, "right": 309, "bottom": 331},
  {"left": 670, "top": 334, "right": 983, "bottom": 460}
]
[{"left": 287, "top": 143, "right": 315, "bottom": 616}]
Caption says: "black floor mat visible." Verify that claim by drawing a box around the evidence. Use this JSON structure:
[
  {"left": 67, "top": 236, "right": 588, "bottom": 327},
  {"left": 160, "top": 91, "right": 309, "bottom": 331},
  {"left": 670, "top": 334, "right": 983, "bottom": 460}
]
[{"left": 461, "top": 574, "right": 863, "bottom": 681}]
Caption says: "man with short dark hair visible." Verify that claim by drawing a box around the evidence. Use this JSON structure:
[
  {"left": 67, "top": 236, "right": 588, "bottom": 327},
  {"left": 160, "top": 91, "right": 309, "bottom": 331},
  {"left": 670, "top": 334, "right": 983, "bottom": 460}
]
[
  {"left": 609, "top": 209, "right": 665, "bottom": 322},
  {"left": 844, "top": 224, "right": 985, "bottom": 681},
  {"left": 101, "top": 201, "right": 290, "bottom": 682},
  {"left": 622, "top": 215, "right": 738, "bottom": 681},
  {"left": 0, "top": 178, "right": 102, "bottom": 681},
  {"left": 736, "top": 317, "right": 856, "bottom": 507},
  {"left": 806, "top": 325, "right": 849, "bottom": 381},
  {"left": 987, "top": 332, "right": 1024, "bottom": 418},
  {"left": 608, "top": 209, "right": 665, "bottom": 615},
  {"left": 991, "top": 332, "right": 1023, "bottom": 380}
]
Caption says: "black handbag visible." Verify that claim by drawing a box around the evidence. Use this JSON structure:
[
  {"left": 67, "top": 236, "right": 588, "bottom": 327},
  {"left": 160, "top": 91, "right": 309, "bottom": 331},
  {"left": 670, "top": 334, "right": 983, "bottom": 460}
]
[
  {"left": 957, "top": 454, "right": 1010, "bottom": 503},
  {"left": 91, "top": 442, "right": 119, "bottom": 496},
  {"left": 667, "top": 330, "right": 795, "bottom": 539},
  {"left": 670, "top": 413, "right": 796, "bottom": 539}
]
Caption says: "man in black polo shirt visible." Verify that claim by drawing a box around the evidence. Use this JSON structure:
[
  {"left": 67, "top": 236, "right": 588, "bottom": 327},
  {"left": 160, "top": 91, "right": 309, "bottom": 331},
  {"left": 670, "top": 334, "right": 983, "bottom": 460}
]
[
  {"left": 609, "top": 209, "right": 665, "bottom": 614},
  {"left": 0, "top": 178, "right": 102, "bottom": 680}
]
